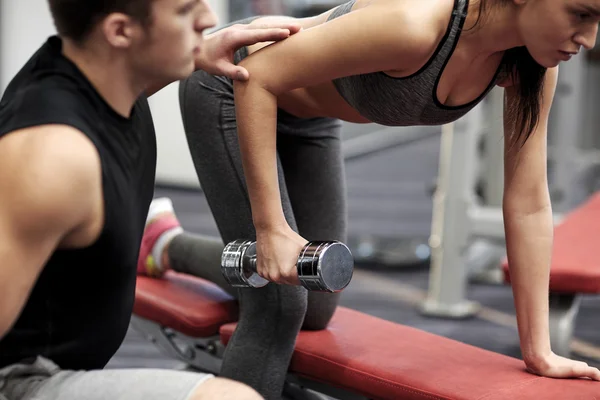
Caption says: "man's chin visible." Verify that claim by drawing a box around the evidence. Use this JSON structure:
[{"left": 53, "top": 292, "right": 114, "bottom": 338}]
[{"left": 177, "top": 62, "right": 198, "bottom": 80}]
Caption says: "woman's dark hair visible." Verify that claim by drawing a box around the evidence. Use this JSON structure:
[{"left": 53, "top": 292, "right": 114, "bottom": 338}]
[
  {"left": 48, "top": 0, "right": 154, "bottom": 45},
  {"left": 468, "top": 0, "right": 548, "bottom": 149}
]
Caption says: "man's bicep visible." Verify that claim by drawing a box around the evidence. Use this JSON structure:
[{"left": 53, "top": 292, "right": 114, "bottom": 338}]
[
  {"left": 0, "top": 125, "right": 103, "bottom": 337},
  {"left": 0, "top": 173, "right": 73, "bottom": 339},
  {"left": 0, "top": 206, "right": 64, "bottom": 337},
  {"left": 0, "top": 176, "right": 71, "bottom": 285},
  {"left": 0, "top": 124, "right": 99, "bottom": 258},
  {"left": 0, "top": 125, "right": 101, "bottom": 232}
]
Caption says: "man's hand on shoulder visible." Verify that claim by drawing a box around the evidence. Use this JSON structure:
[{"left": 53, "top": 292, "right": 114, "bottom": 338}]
[{"left": 195, "top": 20, "right": 302, "bottom": 81}]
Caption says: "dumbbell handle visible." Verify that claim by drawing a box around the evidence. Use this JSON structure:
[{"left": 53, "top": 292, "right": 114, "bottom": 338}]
[
  {"left": 222, "top": 240, "right": 354, "bottom": 292},
  {"left": 246, "top": 254, "right": 259, "bottom": 271}
]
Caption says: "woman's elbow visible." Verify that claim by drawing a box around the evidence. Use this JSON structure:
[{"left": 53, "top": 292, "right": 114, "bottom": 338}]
[{"left": 503, "top": 182, "right": 551, "bottom": 214}]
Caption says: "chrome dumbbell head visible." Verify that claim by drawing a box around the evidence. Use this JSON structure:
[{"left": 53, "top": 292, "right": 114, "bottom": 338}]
[
  {"left": 221, "top": 239, "right": 268, "bottom": 288},
  {"left": 297, "top": 241, "right": 354, "bottom": 293}
]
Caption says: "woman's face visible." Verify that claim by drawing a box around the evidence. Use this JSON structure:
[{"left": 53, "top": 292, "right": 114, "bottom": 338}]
[{"left": 516, "top": 0, "right": 599, "bottom": 67}]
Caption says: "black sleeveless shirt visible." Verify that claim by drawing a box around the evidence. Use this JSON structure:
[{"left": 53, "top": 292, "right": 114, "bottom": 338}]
[{"left": 0, "top": 36, "right": 157, "bottom": 370}]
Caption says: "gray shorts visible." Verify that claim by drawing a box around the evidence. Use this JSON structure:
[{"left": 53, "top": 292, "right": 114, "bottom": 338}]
[{"left": 0, "top": 357, "right": 214, "bottom": 400}]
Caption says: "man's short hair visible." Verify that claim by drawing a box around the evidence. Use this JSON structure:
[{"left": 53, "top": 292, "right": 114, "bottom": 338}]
[{"left": 48, "top": 0, "right": 154, "bottom": 44}]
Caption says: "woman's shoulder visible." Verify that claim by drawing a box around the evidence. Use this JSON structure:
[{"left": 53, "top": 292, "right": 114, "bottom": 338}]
[
  {"left": 363, "top": 0, "right": 460, "bottom": 73},
  {"left": 318, "top": 0, "right": 457, "bottom": 50},
  {"left": 381, "top": 0, "right": 459, "bottom": 54}
]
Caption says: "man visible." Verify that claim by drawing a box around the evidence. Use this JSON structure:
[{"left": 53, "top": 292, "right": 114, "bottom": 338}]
[{"left": 0, "top": 0, "right": 300, "bottom": 399}]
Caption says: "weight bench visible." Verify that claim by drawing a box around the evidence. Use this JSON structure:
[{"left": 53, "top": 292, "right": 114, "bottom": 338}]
[
  {"left": 132, "top": 272, "right": 598, "bottom": 399},
  {"left": 502, "top": 192, "right": 600, "bottom": 357}
]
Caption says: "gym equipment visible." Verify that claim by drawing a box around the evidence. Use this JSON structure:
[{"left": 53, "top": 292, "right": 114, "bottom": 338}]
[
  {"left": 132, "top": 271, "right": 599, "bottom": 400},
  {"left": 420, "top": 101, "right": 490, "bottom": 318},
  {"left": 547, "top": 49, "right": 597, "bottom": 213},
  {"left": 221, "top": 239, "right": 354, "bottom": 292},
  {"left": 343, "top": 124, "right": 439, "bottom": 268}
]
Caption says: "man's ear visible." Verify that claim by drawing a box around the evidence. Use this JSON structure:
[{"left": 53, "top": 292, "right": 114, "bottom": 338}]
[{"left": 100, "top": 13, "right": 137, "bottom": 48}]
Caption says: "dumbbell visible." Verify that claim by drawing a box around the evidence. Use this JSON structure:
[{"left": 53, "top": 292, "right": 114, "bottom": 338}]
[{"left": 221, "top": 239, "right": 354, "bottom": 292}]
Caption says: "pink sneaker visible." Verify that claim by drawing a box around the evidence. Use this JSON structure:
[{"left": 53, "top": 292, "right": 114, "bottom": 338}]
[{"left": 137, "top": 198, "right": 183, "bottom": 278}]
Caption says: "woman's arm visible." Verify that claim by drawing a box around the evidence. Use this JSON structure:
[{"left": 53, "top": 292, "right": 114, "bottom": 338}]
[
  {"left": 232, "top": 2, "right": 446, "bottom": 284},
  {"left": 502, "top": 66, "right": 556, "bottom": 365},
  {"left": 234, "top": 3, "right": 439, "bottom": 231},
  {"left": 502, "top": 67, "right": 600, "bottom": 380}
]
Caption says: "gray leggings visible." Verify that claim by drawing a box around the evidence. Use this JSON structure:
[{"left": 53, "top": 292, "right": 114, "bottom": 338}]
[{"left": 174, "top": 44, "right": 347, "bottom": 399}]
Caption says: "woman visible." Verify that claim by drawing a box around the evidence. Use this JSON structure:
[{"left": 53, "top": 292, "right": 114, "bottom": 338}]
[{"left": 141, "top": 0, "right": 600, "bottom": 398}]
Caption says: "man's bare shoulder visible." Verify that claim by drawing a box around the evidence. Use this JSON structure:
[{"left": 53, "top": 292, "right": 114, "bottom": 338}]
[{"left": 0, "top": 124, "right": 103, "bottom": 240}]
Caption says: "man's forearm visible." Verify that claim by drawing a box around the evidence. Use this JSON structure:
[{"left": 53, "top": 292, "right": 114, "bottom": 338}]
[{"left": 503, "top": 204, "right": 554, "bottom": 363}]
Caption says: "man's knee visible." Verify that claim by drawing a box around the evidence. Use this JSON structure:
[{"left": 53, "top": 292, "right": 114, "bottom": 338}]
[{"left": 189, "top": 377, "right": 263, "bottom": 400}]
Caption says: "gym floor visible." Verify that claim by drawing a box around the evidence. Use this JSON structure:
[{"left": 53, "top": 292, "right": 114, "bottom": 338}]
[{"left": 107, "top": 123, "right": 600, "bottom": 373}]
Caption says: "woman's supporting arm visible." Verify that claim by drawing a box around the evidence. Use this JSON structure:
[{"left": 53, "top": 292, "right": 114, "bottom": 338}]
[{"left": 502, "top": 66, "right": 600, "bottom": 380}]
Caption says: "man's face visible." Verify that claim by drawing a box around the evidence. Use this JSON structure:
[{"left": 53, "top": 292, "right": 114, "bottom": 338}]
[{"left": 130, "top": 0, "right": 217, "bottom": 82}]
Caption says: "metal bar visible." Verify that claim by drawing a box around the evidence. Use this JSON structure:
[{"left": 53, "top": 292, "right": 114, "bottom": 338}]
[
  {"left": 420, "top": 106, "right": 483, "bottom": 318},
  {"left": 480, "top": 87, "right": 505, "bottom": 207},
  {"left": 547, "top": 52, "right": 587, "bottom": 212},
  {"left": 548, "top": 294, "right": 583, "bottom": 357}
]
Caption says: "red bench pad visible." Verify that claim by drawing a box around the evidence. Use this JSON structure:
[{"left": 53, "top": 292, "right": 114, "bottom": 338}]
[
  {"left": 503, "top": 192, "right": 600, "bottom": 293},
  {"left": 221, "top": 307, "right": 598, "bottom": 400},
  {"left": 134, "top": 273, "right": 597, "bottom": 399},
  {"left": 134, "top": 271, "right": 238, "bottom": 337}
]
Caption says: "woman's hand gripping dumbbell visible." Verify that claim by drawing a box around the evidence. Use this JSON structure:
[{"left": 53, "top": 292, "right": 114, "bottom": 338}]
[{"left": 221, "top": 231, "right": 354, "bottom": 293}]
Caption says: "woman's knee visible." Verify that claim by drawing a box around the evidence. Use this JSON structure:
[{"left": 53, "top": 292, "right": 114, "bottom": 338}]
[{"left": 302, "top": 292, "right": 341, "bottom": 330}]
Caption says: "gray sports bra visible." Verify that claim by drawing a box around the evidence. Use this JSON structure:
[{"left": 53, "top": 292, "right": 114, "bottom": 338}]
[{"left": 329, "top": 0, "right": 503, "bottom": 126}]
